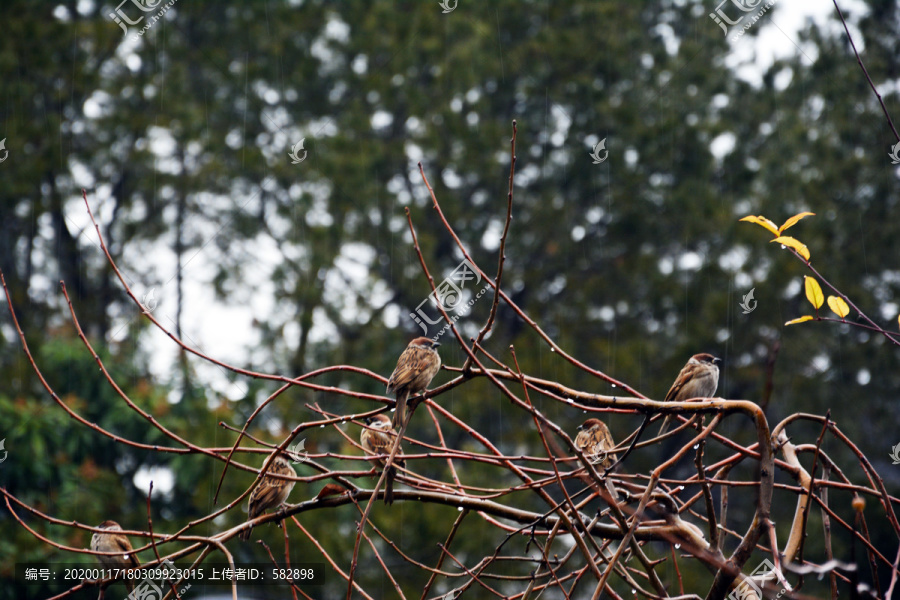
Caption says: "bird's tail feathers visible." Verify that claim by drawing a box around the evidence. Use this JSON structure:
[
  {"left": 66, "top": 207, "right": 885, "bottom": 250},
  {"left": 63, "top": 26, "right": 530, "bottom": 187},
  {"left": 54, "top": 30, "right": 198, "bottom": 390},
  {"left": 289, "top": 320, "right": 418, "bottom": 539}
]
[
  {"left": 392, "top": 391, "right": 409, "bottom": 429},
  {"left": 239, "top": 525, "right": 252, "bottom": 541},
  {"left": 657, "top": 415, "right": 673, "bottom": 437},
  {"left": 384, "top": 465, "right": 396, "bottom": 505}
]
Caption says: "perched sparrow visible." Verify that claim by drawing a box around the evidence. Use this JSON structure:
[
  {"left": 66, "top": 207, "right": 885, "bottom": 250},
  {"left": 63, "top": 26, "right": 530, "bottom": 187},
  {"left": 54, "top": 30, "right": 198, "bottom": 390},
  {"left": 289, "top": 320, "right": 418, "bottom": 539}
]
[
  {"left": 240, "top": 453, "right": 296, "bottom": 541},
  {"left": 91, "top": 520, "right": 140, "bottom": 591},
  {"left": 360, "top": 414, "right": 406, "bottom": 469},
  {"left": 574, "top": 418, "right": 617, "bottom": 469},
  {"left": 360, "top": 413, "right": 406, "bottom": 504},
  {"left": 386, "top": 337, "right": 441, "bottom": 429},
  {"left": 658, "top": 353, "right": 721, "bottom": 435}
]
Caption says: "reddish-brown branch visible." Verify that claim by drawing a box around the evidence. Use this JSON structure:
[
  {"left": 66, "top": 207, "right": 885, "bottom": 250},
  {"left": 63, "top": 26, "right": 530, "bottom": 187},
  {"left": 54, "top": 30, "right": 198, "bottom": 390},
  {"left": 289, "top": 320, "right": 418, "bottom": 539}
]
[
  {"left": 797, "top": 412, "right": 832, "bottom": 567},
  {"left": 832, "top": 0, "right": 900, "bottom": 142},
  {"left": 412, "top": 169, "right": 645, "bottom": 397},
  {"left": 421, "top": 508, "right": 470, "bottom": 599},
  {"left": 291, "top": 516, "right": 375, "bottom": 600},
  {"left": 464, "top": 119, "right": 517, "bottom": 371},
  {"left": 0, "top": 173, "right": 893, "bottom": 600}
]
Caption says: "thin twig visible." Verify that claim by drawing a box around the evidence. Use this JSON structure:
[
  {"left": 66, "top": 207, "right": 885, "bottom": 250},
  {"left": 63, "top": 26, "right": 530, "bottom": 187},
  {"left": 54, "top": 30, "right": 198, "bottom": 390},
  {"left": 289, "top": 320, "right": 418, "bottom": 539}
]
[{"left": 832, "top": 0, "right": 900, "bottom": 141}]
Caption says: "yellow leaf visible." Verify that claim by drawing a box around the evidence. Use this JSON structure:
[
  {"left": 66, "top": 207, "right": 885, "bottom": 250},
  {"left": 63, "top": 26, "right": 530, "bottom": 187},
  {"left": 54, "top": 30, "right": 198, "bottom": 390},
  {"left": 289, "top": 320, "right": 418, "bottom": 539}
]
[
  {"left": 804, "top": 276, "right": 824, "bottom": 309},
  {"left": 778, "top": 212, "right": 816, "bottom": 234},
  {"left": 771, "top": 236, "right": 811, "bottom": 261},
  {"left": 826, "top": 295, "right": 849, "bottom": 319},
  {"left": 739, "top": 215, "right": 779, "bottom": 236},
  {"left": 785, "top": 316, "right": 814, "bottom": 325}
]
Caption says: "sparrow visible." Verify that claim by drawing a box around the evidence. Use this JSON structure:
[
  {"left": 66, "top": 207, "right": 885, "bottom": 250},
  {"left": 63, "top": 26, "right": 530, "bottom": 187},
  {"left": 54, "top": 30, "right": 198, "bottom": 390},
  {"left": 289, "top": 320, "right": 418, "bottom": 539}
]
[
  {"left": 360, "top": 414, "right": 406, "bottom": 469},
  {"left": 361, "top": 413, "right": 406, "bottom": 504},
  {"left": 657, "top": 353, "right": 721, "bottom": 436},
  {"left": 574, "top": 418, "right": 617, "bottom": 469},
  {"left": 91, "top": 520, "right": 140, "bottom": 591},
  {"left": 240, "top": 453, "right": 296, "bottom": 541},
  {"left": 386, "top": 337, "right": 441, "bottom": 429}
]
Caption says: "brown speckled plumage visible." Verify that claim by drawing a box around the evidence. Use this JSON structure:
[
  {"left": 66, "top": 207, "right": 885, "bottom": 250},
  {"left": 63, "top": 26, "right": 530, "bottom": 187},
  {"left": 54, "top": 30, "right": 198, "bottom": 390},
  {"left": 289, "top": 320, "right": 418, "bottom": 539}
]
[
  {"left": 574, "top": 418, "right": 617, "bottom": 469},
  {"left": 386, "top": 337, "right": 441, "bottom": 429},
  {"left": 240, "top": 454, "right": 295, "bottom": 541}
]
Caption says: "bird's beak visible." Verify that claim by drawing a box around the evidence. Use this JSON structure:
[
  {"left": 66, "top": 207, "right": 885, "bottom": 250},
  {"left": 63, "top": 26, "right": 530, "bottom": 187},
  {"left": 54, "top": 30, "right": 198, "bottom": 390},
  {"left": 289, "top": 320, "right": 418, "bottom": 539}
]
[
  {"left": 576, "top": 424, "right": 583, "bottom": 431},
  {"left": 432, "top": 341, "right": 441, "bottom": 348},
  {"left": 713, "top": 357, "right": 723, "bottom": 365}
]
